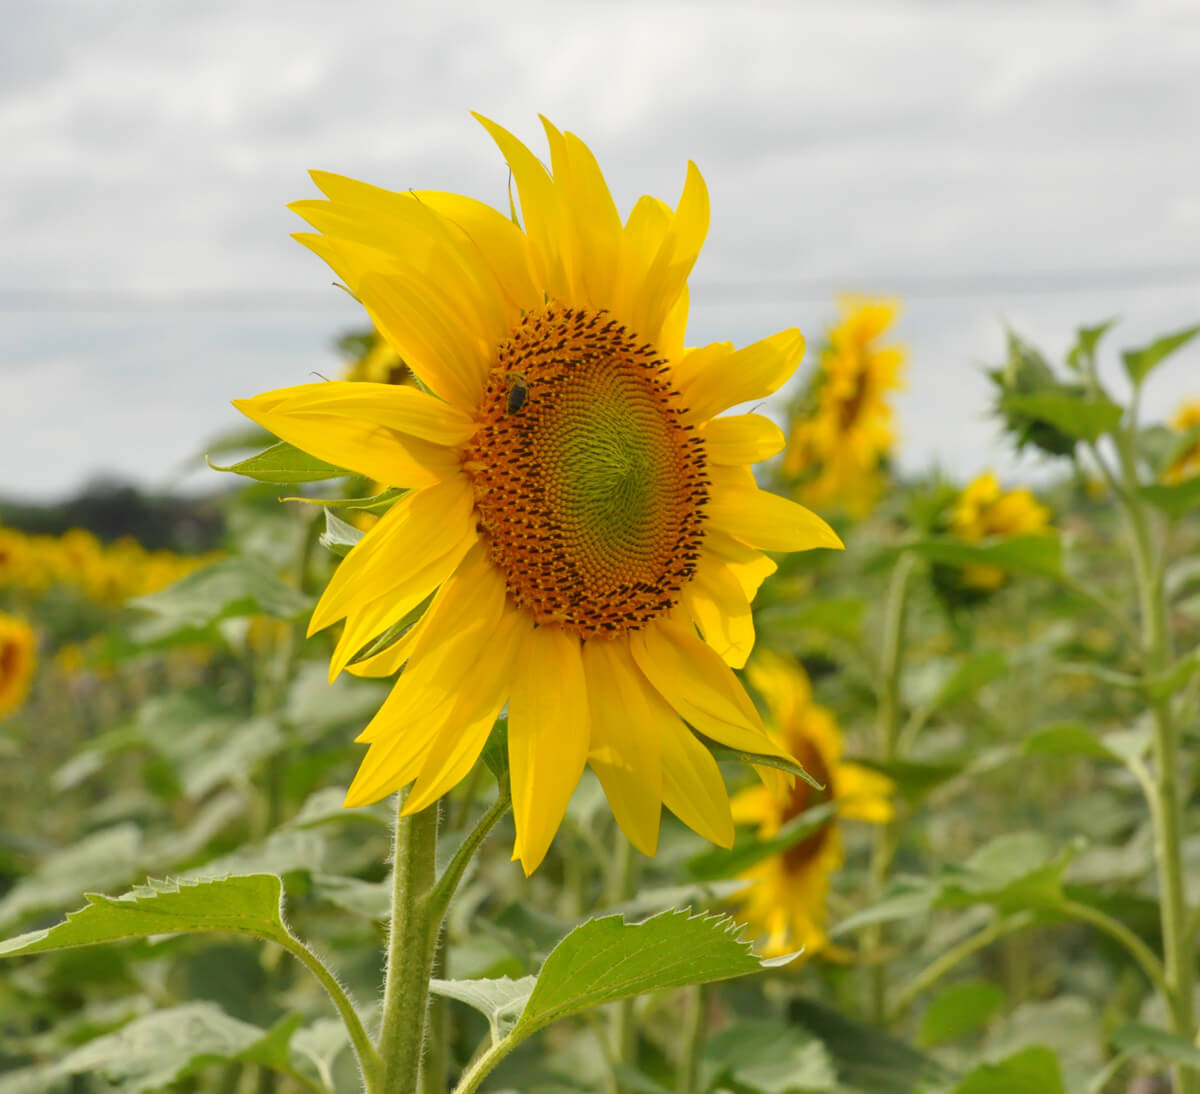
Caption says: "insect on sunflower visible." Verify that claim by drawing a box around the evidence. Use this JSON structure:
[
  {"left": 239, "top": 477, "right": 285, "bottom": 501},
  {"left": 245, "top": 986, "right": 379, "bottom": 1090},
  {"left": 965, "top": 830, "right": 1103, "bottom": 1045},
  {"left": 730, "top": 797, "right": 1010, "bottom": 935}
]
[{"left": 234, "top": 115, "right": 844, "bottom": 874}]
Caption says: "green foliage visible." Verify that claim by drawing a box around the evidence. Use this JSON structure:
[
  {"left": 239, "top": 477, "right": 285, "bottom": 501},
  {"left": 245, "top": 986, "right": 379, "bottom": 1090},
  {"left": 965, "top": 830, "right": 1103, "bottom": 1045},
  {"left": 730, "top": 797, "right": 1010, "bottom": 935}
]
[
  {"left": 953, "top": 1046, "right": 1067, "bottom": 1094},
  {"left": 209, "top": 440, "right": 350, "bottom": 484},
  {"left": 1122, "top": 324, "right": 1200, "bottom": 385},
  {"left": 917, "top": 980, "right": 1005, "bottom": 1047}
]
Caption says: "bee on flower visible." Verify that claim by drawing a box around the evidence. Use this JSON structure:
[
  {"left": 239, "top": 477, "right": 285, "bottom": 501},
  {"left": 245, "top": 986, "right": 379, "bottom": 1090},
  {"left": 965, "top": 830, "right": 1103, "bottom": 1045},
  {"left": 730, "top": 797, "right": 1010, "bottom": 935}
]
[
  {"left": 784, "top": 296, "right": 905, "bottom": 517},
  {"left": 730, "top": 653, "right": 893, "bottom": 959}
]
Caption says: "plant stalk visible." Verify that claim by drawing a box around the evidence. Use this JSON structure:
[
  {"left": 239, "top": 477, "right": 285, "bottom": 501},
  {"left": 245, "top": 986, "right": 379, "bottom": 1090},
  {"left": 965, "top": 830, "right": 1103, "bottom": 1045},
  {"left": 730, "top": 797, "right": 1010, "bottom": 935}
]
[{"left": 378, "top": 792, "right": 441, "bottom": 1094}]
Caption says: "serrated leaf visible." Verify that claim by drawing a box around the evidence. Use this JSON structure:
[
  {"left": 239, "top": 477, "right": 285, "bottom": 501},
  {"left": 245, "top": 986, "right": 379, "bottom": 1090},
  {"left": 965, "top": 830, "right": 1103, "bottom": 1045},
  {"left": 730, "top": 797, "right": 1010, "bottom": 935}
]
[
  {"left": 429, "top": 975, "right": 536, "bottom": 1042},
  {"left": 508, "top": 909, "right": 784, "bottom": 1043},
  {"left": 1001, "top": 391, "right": 1122, "bottom": 442},
  {"left": 918, "top": 980, "right": 1005, "bottom": 1047},
  {"left": 1138, "top": 477, "right": 1200, "bottom": 520},
  {"left": 320, "top": 508, "right": 364, "bottom": 557},
  {"left": 129, "top": 558, "right": 312, "bottom": 641},
  {"left": 0, "top": 875, "right": 287, "bottom": 958},
  {"left": 954, "top": 1045, "right": 1066, "bottom": 1094},
  {"left": 1111, "top": 1021, "right": 1200, "bottom": 1066},
  {"left": 1122, "top": 323, "right": 1200, "bottom": 385},
  {"left": 209, "top": 440, "right": 350, "bottom": 484},
  {"left": 686, "top": 802, "right": 838, "bottom": 881},
  {"left": 904, "top": 535, "right": 1062, "bottom": 580}
]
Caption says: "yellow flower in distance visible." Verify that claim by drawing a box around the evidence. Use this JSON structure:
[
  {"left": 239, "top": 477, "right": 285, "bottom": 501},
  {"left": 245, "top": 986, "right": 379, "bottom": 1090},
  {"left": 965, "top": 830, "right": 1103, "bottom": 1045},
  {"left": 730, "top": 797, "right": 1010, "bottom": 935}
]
[
  {"left": 234, "top": 115, "right": 843, "bottom": 874},
  {"left": 0, "top": 613, "right": 36, "bottom": 719},
  {"left": 785, "top": 296, "right": 904, "bottom": 512},
  {"left": 731, "top": 653, "right": 892, "bottom": 958},
  {"left": 1165, "top": 397, "right": 1200, "bottom": 484},
  {"left": 949, "top": 472, "right": 1051, "bottom": 590}
]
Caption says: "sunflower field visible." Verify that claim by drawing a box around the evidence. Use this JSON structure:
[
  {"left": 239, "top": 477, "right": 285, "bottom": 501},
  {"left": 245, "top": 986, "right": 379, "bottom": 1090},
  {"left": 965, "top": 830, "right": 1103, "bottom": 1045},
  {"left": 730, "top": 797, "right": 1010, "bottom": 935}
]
[{"left": 3, "top": 118, "right": 1200, "bottom": 1094}]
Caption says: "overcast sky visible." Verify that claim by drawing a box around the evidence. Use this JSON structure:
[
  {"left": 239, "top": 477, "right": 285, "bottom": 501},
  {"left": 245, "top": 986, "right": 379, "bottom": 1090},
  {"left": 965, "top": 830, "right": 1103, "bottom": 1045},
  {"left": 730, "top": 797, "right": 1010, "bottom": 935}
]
[{"left": 3, "top": 0, "right": 1199, "bottom": 501}]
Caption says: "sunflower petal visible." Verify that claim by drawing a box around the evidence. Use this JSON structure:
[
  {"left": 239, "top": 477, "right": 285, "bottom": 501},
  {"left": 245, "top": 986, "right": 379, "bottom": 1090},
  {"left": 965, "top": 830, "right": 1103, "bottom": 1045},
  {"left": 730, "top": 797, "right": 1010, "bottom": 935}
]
[
  {"left": 674, "top": 329, "right": 805, "bottom": 422},
  {"left": 659, "top": 719, "right": 734, "bottom": 848},
  {"left": 508, "top": 626, "right": 590, "bottom": 875},
  {"left": 681, "top": 563, "right": 756, "bottom": 669},
  {"left": 706, "top": 485, "right": 844, "bottom": 553},
  {"left": 703, "top": 414, "right": 786, "bottom": 465}
]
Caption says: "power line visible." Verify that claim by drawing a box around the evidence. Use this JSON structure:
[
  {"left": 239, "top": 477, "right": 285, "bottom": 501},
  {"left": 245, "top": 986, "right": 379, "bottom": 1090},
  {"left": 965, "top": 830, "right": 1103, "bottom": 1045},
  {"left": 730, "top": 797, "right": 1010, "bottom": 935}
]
[{"left": 1, "top": 263, "right": 1199, "bottom": 313}]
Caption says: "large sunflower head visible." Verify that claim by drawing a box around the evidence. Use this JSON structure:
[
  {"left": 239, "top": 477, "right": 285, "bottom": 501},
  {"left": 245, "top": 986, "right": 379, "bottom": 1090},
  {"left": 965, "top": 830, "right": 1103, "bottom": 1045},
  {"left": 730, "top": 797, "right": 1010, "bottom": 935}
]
[
  {"left": 784, "top": 296, "right": 904, "bottom": 513},
  {"left": 0, "top": 613, "right": 36, "bottom": 720},
  {"left": 730, "top": 653, "right": 893, "bottom": 958},
  {"left": 233, "top": 115, "right": 843, "bottom": 874}
]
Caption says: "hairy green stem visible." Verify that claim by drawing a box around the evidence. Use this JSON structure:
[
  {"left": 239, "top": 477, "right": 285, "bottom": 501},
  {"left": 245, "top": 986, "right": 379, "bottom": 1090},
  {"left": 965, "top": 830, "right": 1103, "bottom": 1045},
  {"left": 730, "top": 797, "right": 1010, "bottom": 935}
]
[
  {"left": 453, "top": 1037, "right": 516, "bottom": 1094},
  {"left": 865, "top": 552, "right": 917, "bottom": 1024},
  {"left": 273, "top": 931, "right": 381, "bottom": 1089},
  {"left": 1060, "top": 900, "right": 1170, "bottom": 1001},
  {"left": 610, "top": 835, "right": 641, "bottom": 1091},
  {"left": 379, "top": 793, "right": 441, "bottom": 1094},
  {"left": 1113, "top": 409, "right": 1197, "bottom": 1092}
]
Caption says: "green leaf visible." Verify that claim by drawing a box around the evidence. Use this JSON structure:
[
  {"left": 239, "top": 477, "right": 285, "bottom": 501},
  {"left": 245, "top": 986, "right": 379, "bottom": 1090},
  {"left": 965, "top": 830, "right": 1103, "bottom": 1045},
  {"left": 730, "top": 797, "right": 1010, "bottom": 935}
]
[
  {"left": 706, "top": 739, "right": 823, "bottom": 788},
  {"left": 954, "top": 1046, "right": 1066, "bottom": 1094},
  {"left": 54, "top": 1004, "right": 309, "bottom": 1092},
  {"left": 932, "top": 650, "right": 1009, "bottom": 709},
  {"left": 1138, "top": 477, "right": 1200, "bottom": 521},
  {"left": 904, "top": 535, "right": 1062, "bottom": 580},
  {"left": 320, "top": 509, "right": 365, "bottom": 557},
  {"left": 481, "top": 718, "right": 510, "bottom": 787},
  {"left": 702, "top": 1020, "right": 837, "bottom": 1092},
  {"left": 1122, "top": 323, "right": 1200, "bottom": 385},
  {"left": 429, "top": 975, "right": 535, "bottom": 1043},
  {"left": 129, "top": 558, "right": 312, "bottom": 641},
  {"left": 508, "top": 910, "right": 786, "bottom": 1043},
  {"left": 208, "top": 440, "right": 350, "bottom": 484},
  {"left": 686, "top": 802, "right": 838, "bottom": 882},
  {"left": 832, "top": 878, "right": 937, "bottom": 936},
  {"left": 855, "top": 757, "right": 965, "bottom": 803},
  {"left": 1023, "top": 723, "right": 1121, "bottom": 763},
  {"left": 1001, "top": 391, "right": 1122, "bottom": 442},
  {"left": 941, "top": 832, "right": 1078, "bottom": 914},
  {"left": 1111, "top": 1021, "right": 1200, "bottom": 1066},
  {"left": 1066, "top": 318, "right": 1118, "bottom": 371},
  {"left": 0, "top": 875, "right": 288, "bottom": 958},
  {"left": 918, "top": 980, "right": 1005, "bottom": 1047}
]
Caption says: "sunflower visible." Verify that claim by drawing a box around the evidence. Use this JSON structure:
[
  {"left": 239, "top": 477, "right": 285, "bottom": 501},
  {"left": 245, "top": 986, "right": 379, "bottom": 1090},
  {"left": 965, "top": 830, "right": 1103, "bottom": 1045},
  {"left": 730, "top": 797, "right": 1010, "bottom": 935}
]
[
  {"left": 730, "top": 653, "right": 892, "bottom": 958},
  {"left": 784, "top": 296, "right": 904, "bottom": 514},
  {"left": 233, "top": 115, "right": 843, "bottom": 874},
  {"left": 1165, "top": 397, "right": 1200, "bottom": 484},
  {"left": 0, "top": 613, "right": 36, "bottom": 719},
  {"left": 949, "top": 472, "right": 1051, "bottom": 590},
  {"left": 342, "top": 330, "right": 413, "bottom": 387}
]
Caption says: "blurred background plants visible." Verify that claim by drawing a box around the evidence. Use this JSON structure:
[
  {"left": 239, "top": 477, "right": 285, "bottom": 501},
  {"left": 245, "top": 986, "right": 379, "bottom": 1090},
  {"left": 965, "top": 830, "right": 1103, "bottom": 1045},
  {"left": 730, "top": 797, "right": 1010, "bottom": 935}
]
[{"left": 1, "top": 308, "right": 1198, "bottom": 1093}]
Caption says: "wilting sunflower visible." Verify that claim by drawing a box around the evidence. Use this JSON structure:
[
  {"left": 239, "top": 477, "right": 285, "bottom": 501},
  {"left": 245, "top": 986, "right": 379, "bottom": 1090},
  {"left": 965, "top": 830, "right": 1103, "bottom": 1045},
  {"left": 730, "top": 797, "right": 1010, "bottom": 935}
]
[
  {"left": 784, "top": 296, "right": 904, "bottom": 514},
  {"left": 949, "top": 472, "right": 1051, "bottom": 590},
  {"left": 1165, "top": 397, "right": 1200, "bottom": 484},
  {"left": 0, "top": 613, "right": 36, "bottom": 719},
  {"left": 234, "top": 115, "right": 843, "bottom": 874},
  {"left": 731, "top": 653, "right": 892, "bottom": 958}
]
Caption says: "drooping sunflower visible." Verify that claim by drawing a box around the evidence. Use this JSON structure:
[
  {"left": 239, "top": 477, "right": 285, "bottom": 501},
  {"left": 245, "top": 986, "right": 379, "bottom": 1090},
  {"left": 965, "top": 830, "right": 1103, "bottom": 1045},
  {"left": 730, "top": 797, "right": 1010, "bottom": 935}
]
[
  {"left": 1165, "top": 397, "right": 1200, "bottom": 484},
  {"left": 0, "top": 613, "right": 36, "bottom": 719},
  {"left": 731, "top": 653, "right": 892, "bottom": 958},
  {"left": 949, "top": 471, "right": 1051, "bottom": 590},
  {"left": 784, "top": 296, "right": 904, "bottom": 514},
  {"left": 234, "top": 115, "right": 843, "bottom": 874}
]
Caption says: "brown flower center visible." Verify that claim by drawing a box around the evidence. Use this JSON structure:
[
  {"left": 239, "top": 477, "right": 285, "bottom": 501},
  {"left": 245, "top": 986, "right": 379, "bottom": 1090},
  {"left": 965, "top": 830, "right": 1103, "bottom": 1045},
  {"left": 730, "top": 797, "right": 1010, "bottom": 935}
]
[
  {"left": 781, "top": 736, "right": 835, "bottom": 874},
  {"left": 463, "top": 305, "right": 708, "bottom": 639}
]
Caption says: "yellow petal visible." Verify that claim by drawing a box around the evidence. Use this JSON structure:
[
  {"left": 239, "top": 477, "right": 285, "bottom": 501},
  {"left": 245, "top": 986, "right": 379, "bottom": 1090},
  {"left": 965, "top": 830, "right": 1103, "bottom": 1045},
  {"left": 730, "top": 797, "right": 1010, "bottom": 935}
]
[
  {"left": 404, "top": 606, "right": 528, "bottom": 813},
  {"left": 729, "top": 784, "right": 776, "bottom": 828},
  {"left": 700, "top": 531, "right": 777, "bottom": 601},
  {"left": 680, "top": 563, "right": 756, "bottom": 669},
  {"left": 631, "top": 619, "right": 789, "bottom": 765},
  {"left": 310, "top": 476, "right": 475, "bottom": 635},
  {"left": 674, "top": 329, "right": 805, "bottom": 422},
  {"left": 232, "top": 384, "right": 463, "bottom": 489},
  {"left": 836, "top": 762, "right": 896, "bottom": 824},
  {"left": 706, "top": 485, "right": 844, "bottom": 554},
  {"left": 703, "top": 414, "right": 786, "bottom": 466},
  {"left": 508, "top": 626, "right": 590, "bottom": 874},
  {"left": 582, "top": 638, "right": 665, "bottom": 857},
  {"left": 659, "top": 719, "right": 734, "bottom": 848}
]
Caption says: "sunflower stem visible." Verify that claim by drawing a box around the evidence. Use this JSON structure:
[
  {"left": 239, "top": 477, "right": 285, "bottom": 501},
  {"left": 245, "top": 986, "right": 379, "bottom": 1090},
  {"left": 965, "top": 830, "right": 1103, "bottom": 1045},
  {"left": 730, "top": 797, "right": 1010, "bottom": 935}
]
[
  {"left": 610, "top": 835, "right": 641, "bottom": 1091},
  {"left": 379, "top": 791, "right": 441, "bottom": 1094},
  {"left": 865, "top": 551, "right": 917, "bottom": 1025},
  {"left": 676, "top": 984, "right": 709, "bottom": 1094}
]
